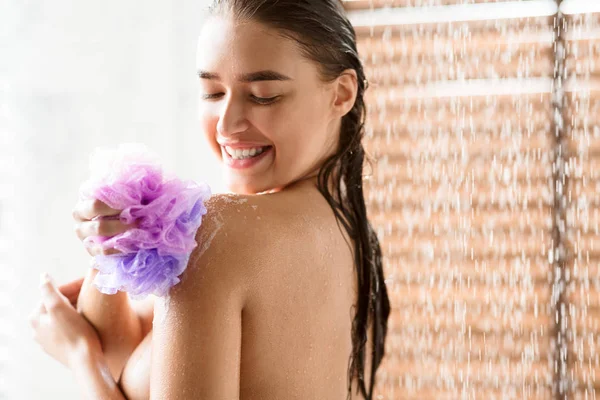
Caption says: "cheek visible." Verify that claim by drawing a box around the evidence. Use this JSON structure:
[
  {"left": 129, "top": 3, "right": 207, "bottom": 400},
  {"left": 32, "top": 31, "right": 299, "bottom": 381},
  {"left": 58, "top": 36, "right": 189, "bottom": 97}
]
[
  {"left": 246, "top": 106, "right": 285, "bottom": 143},
  {"left": 272, "top": 121, "right": 328, "bottom": 172},
  {"left": 283, "top": 100, "right": 330, "bottom": 147},
  {"left": 198, "top": 107, "right": 221, "bottom": 156}
]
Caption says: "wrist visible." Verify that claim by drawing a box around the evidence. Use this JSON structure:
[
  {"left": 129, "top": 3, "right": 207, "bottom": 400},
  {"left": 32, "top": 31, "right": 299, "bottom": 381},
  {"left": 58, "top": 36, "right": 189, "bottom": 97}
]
[
  {"left": 70, "top": 339, "right": 126, "bottom": 400},
  {"left": 70, "top": 336, "right": 102, "bottom": 371}
]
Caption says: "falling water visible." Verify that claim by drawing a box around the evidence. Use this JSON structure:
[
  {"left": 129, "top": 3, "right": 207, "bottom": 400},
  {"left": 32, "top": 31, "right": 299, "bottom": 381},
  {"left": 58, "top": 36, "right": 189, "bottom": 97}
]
[
  {"left": 345, "top": 0, "right": 600, "bottom": 398},
  {"left": 562, "top": 9, "right": 600, "bottom": 400}
]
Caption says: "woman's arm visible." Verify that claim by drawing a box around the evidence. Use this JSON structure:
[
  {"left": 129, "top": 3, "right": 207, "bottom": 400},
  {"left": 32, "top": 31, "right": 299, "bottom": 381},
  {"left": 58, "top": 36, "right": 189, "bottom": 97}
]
[
  {"left": 77, "top": 267, "right": 144, "bottom": 382},
  {"left": 71, "top": 342, "right": 129, "bottom": 400},
  {"left": 130, "top": 293, "right": 155, "bottom": 337},
  {"left": 150, "top": 196, "right": 248, "bottom": 399}
]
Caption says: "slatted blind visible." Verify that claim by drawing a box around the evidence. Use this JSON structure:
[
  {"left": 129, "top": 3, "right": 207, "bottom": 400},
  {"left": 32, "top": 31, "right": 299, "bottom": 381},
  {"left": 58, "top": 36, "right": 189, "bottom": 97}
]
[
  {"left": 348, "top": 2, "right": 561, "bottom": 398},
  {"left": 344, "top": 0, "right": 535, "bottom": 9},
  {"left": 564, "top": 11, "right": 600, "bottom": 400}
]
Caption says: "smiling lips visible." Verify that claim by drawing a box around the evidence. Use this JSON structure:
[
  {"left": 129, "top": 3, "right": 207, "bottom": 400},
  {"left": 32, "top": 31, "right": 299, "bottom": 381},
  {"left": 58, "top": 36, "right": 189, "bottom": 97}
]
[
  {"left": 220, "top": 144, "right": 273, "bottom": 169},
  {"left": 224, "top": 145, "right": 269, "bottom": 160}
]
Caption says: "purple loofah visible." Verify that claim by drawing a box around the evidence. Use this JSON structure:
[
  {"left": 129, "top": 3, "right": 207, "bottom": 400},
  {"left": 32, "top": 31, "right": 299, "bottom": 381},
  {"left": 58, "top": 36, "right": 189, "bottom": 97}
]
[
  {"left": 79, "top": 143, "right": 211, "bottom": 298},
  {"left": 92, "top": 250, "right": 191, "bottom": 300}
]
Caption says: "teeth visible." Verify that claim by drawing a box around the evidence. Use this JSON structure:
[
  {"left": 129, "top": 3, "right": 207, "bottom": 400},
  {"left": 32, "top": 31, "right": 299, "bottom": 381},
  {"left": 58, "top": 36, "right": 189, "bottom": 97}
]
[{"left": 225, "top": 146, "right": 268, "bottom": 160}]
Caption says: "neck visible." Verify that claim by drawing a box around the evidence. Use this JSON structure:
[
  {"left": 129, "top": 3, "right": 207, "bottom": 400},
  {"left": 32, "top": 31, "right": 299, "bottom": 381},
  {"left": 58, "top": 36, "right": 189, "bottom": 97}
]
[{"left": 260, "top": 170, "right": 322, "bottom": 195}]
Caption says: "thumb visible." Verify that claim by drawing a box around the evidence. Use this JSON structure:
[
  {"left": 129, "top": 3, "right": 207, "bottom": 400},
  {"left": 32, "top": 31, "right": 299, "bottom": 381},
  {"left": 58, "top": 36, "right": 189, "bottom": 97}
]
[{"left": 39, "top": 272, "right": 68, "bottom": 312}]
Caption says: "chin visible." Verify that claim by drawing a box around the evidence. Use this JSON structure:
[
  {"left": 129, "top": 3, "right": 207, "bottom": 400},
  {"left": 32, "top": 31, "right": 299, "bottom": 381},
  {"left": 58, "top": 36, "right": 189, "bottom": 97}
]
[{"left": 226, "top": 178, "right": 272, "bottom": 195}]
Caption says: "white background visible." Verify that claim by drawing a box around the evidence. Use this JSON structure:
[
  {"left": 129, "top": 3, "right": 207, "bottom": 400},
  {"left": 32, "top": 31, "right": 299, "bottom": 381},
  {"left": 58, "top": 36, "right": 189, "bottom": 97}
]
[{"left": 0, "top": 1, "right": 225, "bottom": 398}]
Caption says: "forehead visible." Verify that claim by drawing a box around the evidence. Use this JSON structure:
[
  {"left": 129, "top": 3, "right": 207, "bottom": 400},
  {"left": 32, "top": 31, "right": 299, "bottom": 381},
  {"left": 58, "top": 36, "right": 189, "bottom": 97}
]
[{"left": 196, "top": 16, "right": 306, "bottom": 78}]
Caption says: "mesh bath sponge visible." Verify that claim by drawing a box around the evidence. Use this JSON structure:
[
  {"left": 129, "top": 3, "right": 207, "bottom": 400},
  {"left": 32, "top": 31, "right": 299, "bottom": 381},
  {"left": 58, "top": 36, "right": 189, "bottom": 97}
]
[{"left": 78, "top": 143, "right": 211, "bottom": 299}]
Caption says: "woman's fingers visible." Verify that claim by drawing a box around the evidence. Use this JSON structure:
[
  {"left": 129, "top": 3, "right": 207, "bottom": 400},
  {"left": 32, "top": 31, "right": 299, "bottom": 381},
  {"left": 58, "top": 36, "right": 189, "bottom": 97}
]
[
  {"left": 72, "top": 198, "right": 121, "bottom": 222},
  {"left": 74, "top": 218, "right": 136, "bottom": 241},
  {"left": 28, "top": 302, "right": 47, "bottom": 329},
  {"left": 71, "top": 198, "right": 139, "bottom": 257}
]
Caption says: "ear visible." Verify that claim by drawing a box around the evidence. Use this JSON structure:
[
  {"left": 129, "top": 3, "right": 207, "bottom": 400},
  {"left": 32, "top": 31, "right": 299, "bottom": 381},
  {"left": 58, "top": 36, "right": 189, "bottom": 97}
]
[{"left": 331, "top": 69, "right": 358, "bottom": 118}]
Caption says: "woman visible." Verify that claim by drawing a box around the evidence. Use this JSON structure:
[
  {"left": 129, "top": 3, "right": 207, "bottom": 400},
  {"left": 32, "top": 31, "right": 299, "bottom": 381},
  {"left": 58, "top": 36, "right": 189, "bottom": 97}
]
[{"left": 29, "top": 0, "right": 391, "bottom": 399}]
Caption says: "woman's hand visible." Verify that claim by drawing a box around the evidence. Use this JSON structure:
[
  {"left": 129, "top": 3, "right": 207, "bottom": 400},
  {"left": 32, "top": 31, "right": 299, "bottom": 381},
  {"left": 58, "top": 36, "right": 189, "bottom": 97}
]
[
  {"left": 70, "top": 197, "right": 146, "bottom": 381},
  {"left": 72, "top": 198, "right": 137, "bottom": 257},
  {"left": 28, "top": 273, "right": 103, "bottom": 370}
]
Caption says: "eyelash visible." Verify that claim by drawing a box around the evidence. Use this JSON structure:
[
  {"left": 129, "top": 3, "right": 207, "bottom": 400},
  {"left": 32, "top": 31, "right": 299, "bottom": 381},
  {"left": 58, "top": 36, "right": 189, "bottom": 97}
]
[{"left": 201, "top": 93, "right": 279, "bottom": 106}]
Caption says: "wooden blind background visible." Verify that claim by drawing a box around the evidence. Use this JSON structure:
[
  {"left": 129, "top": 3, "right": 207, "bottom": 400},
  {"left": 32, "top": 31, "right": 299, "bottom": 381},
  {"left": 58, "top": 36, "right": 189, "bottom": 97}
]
[
  {"left": 345, "top": 1, "right": 600, "bottom": 398},
  {"left": 564, "top": 11, "right": 600, "bottom": 400}
]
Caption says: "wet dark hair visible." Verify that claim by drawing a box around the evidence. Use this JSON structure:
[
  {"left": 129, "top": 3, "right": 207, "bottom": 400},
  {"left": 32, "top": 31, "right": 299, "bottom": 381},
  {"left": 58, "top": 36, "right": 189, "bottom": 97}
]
[{"left": 207, "top": 1, "right": 391, "bottom": 399}]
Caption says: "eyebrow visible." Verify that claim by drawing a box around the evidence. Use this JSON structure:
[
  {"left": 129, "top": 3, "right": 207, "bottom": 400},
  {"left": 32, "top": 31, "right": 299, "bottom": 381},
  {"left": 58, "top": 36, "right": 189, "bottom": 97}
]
[{"left": 197, "top": 70, "right": 292, "bottom": 83}]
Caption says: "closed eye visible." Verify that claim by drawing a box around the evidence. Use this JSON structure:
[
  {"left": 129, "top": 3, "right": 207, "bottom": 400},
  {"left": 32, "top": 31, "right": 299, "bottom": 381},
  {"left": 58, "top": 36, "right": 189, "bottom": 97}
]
[
  {"left": 201, "top": 93, "right": 224, "bottom": 100},
  {"left": 200, "top": 93, "right": 279, "bottom": 106},
  {"left": 250, "top": 95, "right": 279, "bottom": 105}
]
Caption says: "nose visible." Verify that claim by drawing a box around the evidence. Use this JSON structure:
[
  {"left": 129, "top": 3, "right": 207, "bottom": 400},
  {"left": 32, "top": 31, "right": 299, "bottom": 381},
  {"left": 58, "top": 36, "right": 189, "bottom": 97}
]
[{"left": 216, "top": 93, "right": 250, "bottom": 138}]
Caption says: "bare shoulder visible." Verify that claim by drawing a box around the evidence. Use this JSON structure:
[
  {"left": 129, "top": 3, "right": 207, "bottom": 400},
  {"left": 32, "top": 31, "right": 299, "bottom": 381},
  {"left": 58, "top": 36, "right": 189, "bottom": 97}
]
[
  {"left": 187, "top": 189, "right": 339, "bottom": 279},
  {"left": 155, "top": 188, "right": 333, "bottom": 317},
  {"left": 150, "top": 189, "right": 355, "bottom": 398},
  {"left": 196, "top": 190, "right": 321, "bottom": 248},
  {"left": 169, "top": 193, "right": 290, "bottom": 304},
  {"left": 192, "top": 192, "right": 289, "bottom": 259}
]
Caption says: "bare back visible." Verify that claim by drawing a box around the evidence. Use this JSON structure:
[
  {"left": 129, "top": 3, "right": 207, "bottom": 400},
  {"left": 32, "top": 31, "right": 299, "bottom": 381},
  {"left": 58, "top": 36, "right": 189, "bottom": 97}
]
[{"left": 119, "top": 181, "right": 369, "bottom": 399}]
